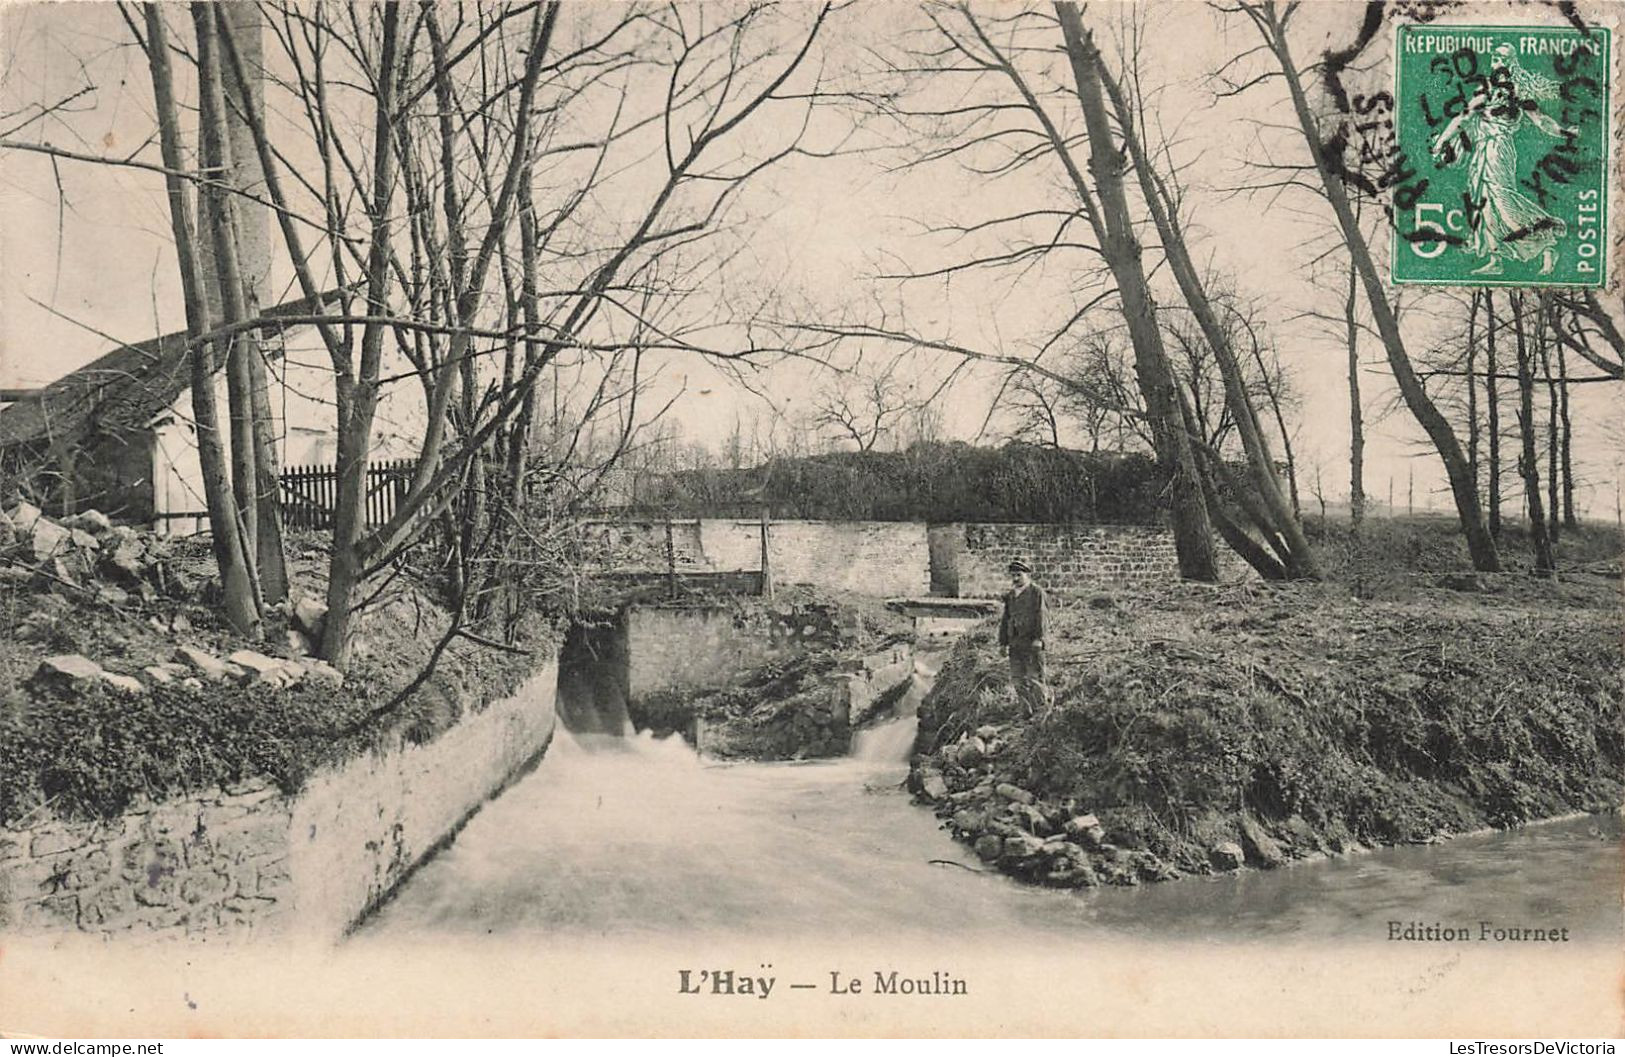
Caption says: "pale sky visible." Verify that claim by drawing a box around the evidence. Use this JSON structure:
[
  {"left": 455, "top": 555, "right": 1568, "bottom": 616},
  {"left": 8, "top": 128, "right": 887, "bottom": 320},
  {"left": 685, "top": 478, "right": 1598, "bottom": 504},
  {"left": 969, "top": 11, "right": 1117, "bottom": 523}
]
[{"left": 2, "top": 1, "right": 1620, "bottom": 517}]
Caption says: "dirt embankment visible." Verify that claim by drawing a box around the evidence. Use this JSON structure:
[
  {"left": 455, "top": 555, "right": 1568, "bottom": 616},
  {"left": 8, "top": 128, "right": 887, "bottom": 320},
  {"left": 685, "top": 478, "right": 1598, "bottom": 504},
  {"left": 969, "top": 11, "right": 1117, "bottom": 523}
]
[{"left": 908, "top": 573, "right": 1623, "bottom": 888}]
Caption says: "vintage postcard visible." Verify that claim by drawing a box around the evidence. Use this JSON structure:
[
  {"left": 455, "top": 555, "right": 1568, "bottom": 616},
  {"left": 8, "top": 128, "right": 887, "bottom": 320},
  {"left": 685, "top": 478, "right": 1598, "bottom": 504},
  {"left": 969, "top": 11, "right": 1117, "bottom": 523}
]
[{"left": 0, "top": 0, "right": 1620, "bottom": 1039}]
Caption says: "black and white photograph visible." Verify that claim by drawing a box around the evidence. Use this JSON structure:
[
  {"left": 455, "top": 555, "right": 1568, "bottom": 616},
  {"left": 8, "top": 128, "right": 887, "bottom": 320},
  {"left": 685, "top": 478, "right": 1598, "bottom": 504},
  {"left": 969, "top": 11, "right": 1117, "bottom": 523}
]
[{"left": 0, "top": 0, "right": 1619, "bottom": 1039}]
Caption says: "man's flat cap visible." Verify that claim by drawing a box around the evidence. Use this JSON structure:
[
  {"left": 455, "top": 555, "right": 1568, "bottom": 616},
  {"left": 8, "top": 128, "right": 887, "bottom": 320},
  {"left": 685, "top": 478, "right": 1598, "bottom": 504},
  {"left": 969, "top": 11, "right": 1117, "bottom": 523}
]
[{"left": 1007, "top": 558, "right": 1032, "bottom": 573}]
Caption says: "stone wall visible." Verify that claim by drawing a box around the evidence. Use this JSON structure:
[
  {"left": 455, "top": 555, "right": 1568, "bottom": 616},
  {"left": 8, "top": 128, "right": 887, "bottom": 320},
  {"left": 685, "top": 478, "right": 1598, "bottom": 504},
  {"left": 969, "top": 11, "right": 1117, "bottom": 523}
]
[
  {"left": 0, "top": 660, "right": 559, "bottom": 941},
  {"left": 583, "top": 519, "right": 930, "bottom": 598},
  {"left": 587, "top": 518, "right": 1251, "bottom": 600},
  {"left": 950, "top": 522, "right": 1184, "bottom": 597}
]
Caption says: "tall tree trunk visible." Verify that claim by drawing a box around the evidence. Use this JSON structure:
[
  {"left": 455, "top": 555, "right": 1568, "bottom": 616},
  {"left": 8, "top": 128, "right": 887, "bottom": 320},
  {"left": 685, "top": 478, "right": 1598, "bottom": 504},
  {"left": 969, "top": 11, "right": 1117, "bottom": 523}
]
[
  {"left": 142, "top": 3, "right": 259, "bottom": 635},
  {"left": 1260, "top": 3, "right": 1500, "bottom": 571},
  {"left": 1484, "top": 291, "right": 1502, "bottom": 537},
  {"left": 1557, "top": 338, "right": 1577, "bottom": 529},
  {"left": 194, "top": 2, "right": 267, "bottom": 605},
  {"left": 1466, "top": 290, "right": 1480, "bottom": 499},
  {"left": 1537, "top": 298, "right": 1560, "bottom": 544},
  {"left": 509, "top": 166, "right": 543, "bottom": 508},
  {"left": 193, "top": 7, "right": 256, "bottom": 564},
  {"left": 213, "top": 2, "right": 288, "bottom": 604},
  {"left": 1095, "top": 47, "right": 1317, "bottom": 578},
  {"left": 1345, "top": 254, "right": 1364, "bottom": 528},
  {"left": 1510, "top": 295, "right": 1555, "bottom": 577},
  {"left": 321, "top": 1, "right": 402, "bottom": 666},
  {"left": 1055, "top": 3, "right": 1216, "bottom": 581}
]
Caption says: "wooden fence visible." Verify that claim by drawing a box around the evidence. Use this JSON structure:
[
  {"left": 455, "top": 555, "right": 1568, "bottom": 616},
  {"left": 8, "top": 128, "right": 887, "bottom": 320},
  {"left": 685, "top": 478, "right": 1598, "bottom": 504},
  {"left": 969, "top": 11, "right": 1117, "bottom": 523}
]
[{"left": 280, "top": 458, "right": 416, "bottom": 530}]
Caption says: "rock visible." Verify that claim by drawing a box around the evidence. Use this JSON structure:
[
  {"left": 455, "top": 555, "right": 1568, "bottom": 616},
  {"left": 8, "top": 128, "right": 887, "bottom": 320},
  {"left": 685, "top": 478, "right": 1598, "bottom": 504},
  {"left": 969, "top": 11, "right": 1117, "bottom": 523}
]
[
  {"left": 1209, "top": 841, "right": 1246, "bottom": 872},
  {"left": 95, "top": 585, "right": 130, "bottom": 606},
  {"left": 179, "top": 677, "right": 204, "bottom": 692},
  {"left": 994, "top": 782, "right": 1035, "bottom": 805},
  {"left": 1087, "top": 594, "right": 1118, "bottom": 610},
  {"left": 175, "top": 646, "right": 236, "bottom": 682},
  {"left": 100, "top": 672, "right": 145, "bottom": 695},
  {"left": 108, "top": 539, "right": 145, "bottom": 580},
  {"left": 1001, "top": 833, "right": 1047, "bottom": 862},
  {"left": 973, "top": 834, "right": 1004, "bottom": 861},
  {"left": 171, "top": 614, "right": 192, "bottom": 633},
  {"left": 1238, "top": 815, "right": 1287, "bottom": 869},
  {"left": 1063, "top": 814, "right": 1107, "bottom": 848},
  {"left": 1007, "top": 802, "right": 1053, "bottom": 835},
  {"left": 975, "top": 724, "right": 1001, "bottom": 740},
  {"left": 228, "top": 649, "right": 283, "bottom": 675},
  {"left": 292, "top": 597, "right": 328, "bottom": 637},
  {"left": 1062, "top": 813, "right": 1101, "bottom": 836},
  {"left": 67, "top": 509, "right": 112, "bottom": 535},
  {"left": 68, "top": 528, "right": 100, "bottom": 551},
  {"left": 285, "top": 628, "right": 313, "bottom": 657},
  {"left": 1040, "top": 838, "right": 1076, "bottom": 860},
  {"left": 143, "top": 666, "right": 175, "bottom": 685},
  {"left": 8, "top": 500, "right": 42, "bottom": 533},
  {"left": 303, "top": 660, "right": 344, "bottom": 689},
  {"left": 951, "top": 808, "right": 987, "bottom": 835},
  {"left": 919, "top": 773, "right": 950, "bottom": 802},
  {"left": 30, "top": 516, "right": 70, "bottom": 561},
  {"left": 50, "top": 556, "right": 79, "bottom": 586},
  {"left": 36, "top": 654, "right": 104, "bottom": 684}
]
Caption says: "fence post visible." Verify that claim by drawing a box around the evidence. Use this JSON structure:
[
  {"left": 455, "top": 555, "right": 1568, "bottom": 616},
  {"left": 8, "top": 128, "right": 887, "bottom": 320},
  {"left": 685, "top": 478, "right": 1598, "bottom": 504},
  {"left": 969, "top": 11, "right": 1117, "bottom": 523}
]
[{"left": 759, "top": 507, "right": 773, "bottom": 599}]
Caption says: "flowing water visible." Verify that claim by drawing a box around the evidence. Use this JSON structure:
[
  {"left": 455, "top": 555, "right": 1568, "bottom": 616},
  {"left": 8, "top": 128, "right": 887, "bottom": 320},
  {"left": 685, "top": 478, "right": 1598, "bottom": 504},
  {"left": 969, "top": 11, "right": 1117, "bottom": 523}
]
[{"left": 360, "top": 663, "right": 1622, "bottom": 946}]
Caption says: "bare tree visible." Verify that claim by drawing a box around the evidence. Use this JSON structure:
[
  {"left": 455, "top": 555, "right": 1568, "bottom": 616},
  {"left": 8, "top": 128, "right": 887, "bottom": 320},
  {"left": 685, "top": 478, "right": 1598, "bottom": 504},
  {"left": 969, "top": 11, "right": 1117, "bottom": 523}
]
[
  {"left": 1511, "top": 294, "right": 1554, "bottom": 576},
  {"left": 811, "top": 353, "right": 917, "bottom": 452},
  {"left": 139, "top": 2, "right": 260, "bottom": 636},
  {"left": 1229, "top": 0, "right": 1500, "bottom": 572}
]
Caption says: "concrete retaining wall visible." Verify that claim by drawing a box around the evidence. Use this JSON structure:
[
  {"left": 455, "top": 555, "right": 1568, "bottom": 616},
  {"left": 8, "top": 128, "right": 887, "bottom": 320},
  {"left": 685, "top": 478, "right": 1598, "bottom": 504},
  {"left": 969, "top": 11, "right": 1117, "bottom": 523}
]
[
  {"left": 623, "top": 604, "right": 843, "bottom": 702},
  {"left": 584, "top": 518, "right": 930, "bottom": 598},
  {"left": 0, "top": 660, "right": 559, "bottom": 942}
]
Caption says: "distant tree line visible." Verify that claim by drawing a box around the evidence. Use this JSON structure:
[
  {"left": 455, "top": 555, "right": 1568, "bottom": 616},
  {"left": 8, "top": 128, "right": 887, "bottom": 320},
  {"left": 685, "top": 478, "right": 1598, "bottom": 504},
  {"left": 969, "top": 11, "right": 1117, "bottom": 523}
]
[{"left": 620, "top": 442, "right": 1171, "bottom": 524}]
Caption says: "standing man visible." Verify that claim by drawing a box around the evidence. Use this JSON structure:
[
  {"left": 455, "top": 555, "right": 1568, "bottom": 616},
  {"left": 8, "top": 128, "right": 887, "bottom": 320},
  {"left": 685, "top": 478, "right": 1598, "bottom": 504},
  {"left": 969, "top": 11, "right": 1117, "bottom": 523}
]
[{"left": 999, "top": 558, "right": 1050, "bottom": 716}]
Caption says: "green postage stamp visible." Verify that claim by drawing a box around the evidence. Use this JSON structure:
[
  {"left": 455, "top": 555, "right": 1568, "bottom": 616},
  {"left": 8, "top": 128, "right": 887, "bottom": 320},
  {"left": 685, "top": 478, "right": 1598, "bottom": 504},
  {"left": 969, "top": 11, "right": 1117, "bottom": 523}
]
[{"left": 1391, "top": 22, "right": 1613, "bottom": 288}]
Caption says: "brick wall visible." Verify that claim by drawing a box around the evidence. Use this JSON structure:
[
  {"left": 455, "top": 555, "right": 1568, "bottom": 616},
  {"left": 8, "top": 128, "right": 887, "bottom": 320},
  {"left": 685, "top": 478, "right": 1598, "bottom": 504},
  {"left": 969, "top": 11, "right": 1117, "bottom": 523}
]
[
  {"left": 952, "top": 522, "right": 1188, "bottom": 597},
  {"left": 0, "top": 657, "right": 559, "bottom": 941}
]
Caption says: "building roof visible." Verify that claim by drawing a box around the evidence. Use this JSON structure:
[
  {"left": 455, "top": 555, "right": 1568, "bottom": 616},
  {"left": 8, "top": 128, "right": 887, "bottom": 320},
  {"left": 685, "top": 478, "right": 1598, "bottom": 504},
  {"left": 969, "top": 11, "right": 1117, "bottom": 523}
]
[{"left": 0, "top": 288, "right": 344, "bottom": 452}]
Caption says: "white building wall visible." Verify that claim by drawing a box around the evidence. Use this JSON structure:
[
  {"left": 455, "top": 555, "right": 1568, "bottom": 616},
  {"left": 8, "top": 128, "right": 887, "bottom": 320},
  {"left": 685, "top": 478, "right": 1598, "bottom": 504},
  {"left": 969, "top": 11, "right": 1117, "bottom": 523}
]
[{"left": 152, "top": 327, "right": 425, "bottom": 535}]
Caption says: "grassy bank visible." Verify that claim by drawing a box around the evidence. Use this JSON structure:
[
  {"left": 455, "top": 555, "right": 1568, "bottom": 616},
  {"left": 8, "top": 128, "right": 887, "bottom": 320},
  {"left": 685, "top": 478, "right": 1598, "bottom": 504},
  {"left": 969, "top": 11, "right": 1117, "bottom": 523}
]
[{"left": 910, "top": 564, "right": 1622, "bottom": 887}]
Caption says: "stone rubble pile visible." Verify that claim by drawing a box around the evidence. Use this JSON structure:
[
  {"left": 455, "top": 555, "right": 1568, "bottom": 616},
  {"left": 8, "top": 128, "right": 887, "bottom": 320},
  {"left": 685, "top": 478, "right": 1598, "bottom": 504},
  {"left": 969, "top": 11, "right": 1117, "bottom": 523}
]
[
  {"left": 910, "top": 723, "right": 1242, "bottom": 887},
  {"left": 1, "top": 500, "right": 194, "bottom": 602},
  {"left": 5, "top": 502, "right": 342, "bottom": 699}
]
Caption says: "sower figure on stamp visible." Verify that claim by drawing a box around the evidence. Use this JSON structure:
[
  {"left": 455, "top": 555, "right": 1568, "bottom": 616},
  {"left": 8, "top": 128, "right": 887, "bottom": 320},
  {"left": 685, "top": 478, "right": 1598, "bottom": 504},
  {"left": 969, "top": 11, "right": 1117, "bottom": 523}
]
[{"left": 999, "top": 558, "right": 1050, "bottom": 717}]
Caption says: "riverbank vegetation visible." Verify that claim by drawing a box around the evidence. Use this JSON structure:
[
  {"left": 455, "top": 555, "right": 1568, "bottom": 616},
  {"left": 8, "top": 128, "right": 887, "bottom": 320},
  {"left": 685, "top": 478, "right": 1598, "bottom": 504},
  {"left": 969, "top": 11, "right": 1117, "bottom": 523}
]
[{"left": 909, "top": 520, "right": 1623, "bottom": 887}]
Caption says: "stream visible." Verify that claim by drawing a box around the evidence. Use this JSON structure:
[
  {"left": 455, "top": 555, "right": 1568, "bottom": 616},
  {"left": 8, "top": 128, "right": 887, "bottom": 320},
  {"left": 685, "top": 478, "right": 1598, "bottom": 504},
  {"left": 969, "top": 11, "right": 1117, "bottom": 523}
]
[{"left": 359, "top": 672, "right": 1622, "bottom": 946}]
